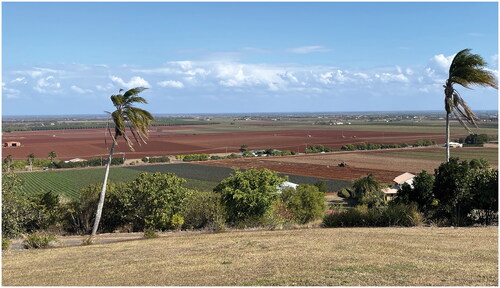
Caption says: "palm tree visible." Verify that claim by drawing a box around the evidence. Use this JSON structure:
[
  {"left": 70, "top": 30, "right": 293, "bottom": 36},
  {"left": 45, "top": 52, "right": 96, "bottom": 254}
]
[
  {"left": 27, "top": 153, "right": 35, "bottom": 171},
  {"left": 443, "top": 48, "right": 497, "bottom": 162},
  {"left": 3, "top": 155, "right": 13, "bottom": 173},
  {"left": 91, "top": 87, "right": 154, "bottom": 236},
  {"left": 48, "top": 151, "right": 57, "bottom": 165}
]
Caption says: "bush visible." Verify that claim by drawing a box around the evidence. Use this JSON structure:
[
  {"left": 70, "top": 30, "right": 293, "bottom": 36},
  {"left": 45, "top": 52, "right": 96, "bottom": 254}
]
[
  {"left": 22, "top": 233, "right": 60, "bottom": 249},
  {"left": 214, "top": 169, "right": 286, "bottom": 224},
  {"left": 143, "top": 228, "right": 159, "bottom": 239},
  {"left": 2, "top": 238, "right": 10, "bottom": 250},
  {"left": 279, "top": 184, "right": 326, "bottom": 224},
  {"left": 314, "top": 180, "right": 328, "bottom": 192},
  {"left": 338, "top": 188, "right": 351, "bottom": 198},
  {"left": 341, "top": 144, "right": 356, "bottom": 151},
  {"left": 182, "top": 154, "right": 210, "bottom": 162},
  {"left": 181, "top": 191, "right": 226, "bottom": 230},
  {"left": 322, "top": 204, "right": 423, "bottom": 227}
]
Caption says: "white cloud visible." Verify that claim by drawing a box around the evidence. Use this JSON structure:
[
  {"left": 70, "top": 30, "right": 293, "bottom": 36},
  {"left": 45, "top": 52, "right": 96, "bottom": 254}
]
[
  {"left": 287, "top": 46, "right": 332, "bottom": 54},
  {"left": 2, "top": 83, "right": 21, "bottom": 99},
  {"left": 34, "top": 76, "right": 62, "bottom": 93},
  {"left": 110, "top": 76, "right": 151, "bottom": 89},
  {"left": 157, "top": 80, "right": 184, "bottom": 88},
  {"left": 71, "top": 85, "right": 93, "bottom": 94},
  {"left": 96, "top": 83, "right": 114, "bottom": 91},
  {"left": 11, "top": 77, "right": 27, "bottom": 84}
]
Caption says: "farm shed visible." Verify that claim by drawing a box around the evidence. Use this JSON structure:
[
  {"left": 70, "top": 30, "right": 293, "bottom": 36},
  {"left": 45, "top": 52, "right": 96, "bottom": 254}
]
[
  {"left": 277, "top": 181, "right": 299, "bottom": 193},
  {"left": 3, "top": 141, "right": 21, "bottom": 147},
  {"left": 382, "top": 172, "right": 416, "bottom": 201}
]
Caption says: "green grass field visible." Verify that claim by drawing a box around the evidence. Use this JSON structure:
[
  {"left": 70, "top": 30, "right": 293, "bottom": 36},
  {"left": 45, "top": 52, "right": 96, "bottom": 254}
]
[
  {"left": 375, "top": 147, "right": 498, "bottom": 166},
  {"left": 2, "top": 227, "right": 497, "bottom": 286}
]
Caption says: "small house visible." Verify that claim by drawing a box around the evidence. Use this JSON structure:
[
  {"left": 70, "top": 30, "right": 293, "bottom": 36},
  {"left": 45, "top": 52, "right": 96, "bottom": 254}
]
[
  {"left": 382, "top": 172, "right": 416, "bottom": 201},
  {"left": 3, "top": 141, "right": 21, "bottom": 147},
  {"left": 64, "top": 158, "right": 86, "bottom": 163},
  {"left": 277, "top": 181, "right": 299, "bottom": 193}
]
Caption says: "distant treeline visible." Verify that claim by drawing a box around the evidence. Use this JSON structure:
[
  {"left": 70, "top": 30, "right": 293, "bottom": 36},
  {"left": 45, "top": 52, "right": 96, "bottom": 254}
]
[{"left": 2, "top": 119, "right": 219, "bottom": 132}]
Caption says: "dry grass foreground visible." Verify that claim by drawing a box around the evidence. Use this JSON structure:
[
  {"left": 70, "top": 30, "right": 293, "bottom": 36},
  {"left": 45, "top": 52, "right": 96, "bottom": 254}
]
[{"left": 2, "top": 227, "right": 498, "bottom": 286}]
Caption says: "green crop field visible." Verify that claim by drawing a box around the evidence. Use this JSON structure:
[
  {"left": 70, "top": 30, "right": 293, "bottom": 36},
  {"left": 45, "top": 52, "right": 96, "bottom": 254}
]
[
  {"left": 374, "top": 147, "right": 498, "bottom": 167},
  {"left": 15, "top": 163, "right": 352, "bottom": 200}
]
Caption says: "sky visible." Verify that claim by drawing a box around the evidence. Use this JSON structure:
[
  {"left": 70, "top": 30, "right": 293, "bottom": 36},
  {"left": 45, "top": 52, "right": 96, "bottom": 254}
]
[{"left": 2, "top": 1, "right": 498, "bottom": 116}]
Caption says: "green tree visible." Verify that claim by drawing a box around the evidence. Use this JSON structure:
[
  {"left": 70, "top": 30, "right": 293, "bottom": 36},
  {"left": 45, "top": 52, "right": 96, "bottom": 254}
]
[
  {"left": 214, "top": 169, "right": 286, "bottom": 223},
  {"left": 470, "top": 168, "right": 498, "bottom": 225},
  {"left": 239, "top": 144, "right": 248, "bottom": 152},
  {"left": 27, "top": 153, "right": 35, "bottom": 171},
  {"left": 443, "top": 49, "right": 497, "bottom": 162},
  {"left": 91, "top": 87, "right": 154, "bottom": 236},
  {"left": 3, "top": 154, "right": 13, "bottom": 173},
  {"left": 397, "top": 170, "right": 435, "bottom": 215},
  {"left": 48, "top": 151, "right": 57, "bottom": 165},
  {"left": 279, "top": 184, "right": 326, "bottom": 224},
  {"left": 433, "top": 158, "right": 473, "bottom": 226},
  {"left": 2, "top": 174, "right": 34, "bottom": 238},
  {"left": 351, "top": 174, "right": 383, "bottom": 208},
  {"left": 127, "top": 172, "right": 191, "bottom": 231}
]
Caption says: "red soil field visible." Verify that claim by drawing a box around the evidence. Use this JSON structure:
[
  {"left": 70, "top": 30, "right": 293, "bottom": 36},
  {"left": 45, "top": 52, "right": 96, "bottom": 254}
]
[
  {"left": 2, "top": 126, "right": 444, "bottom": 162},
  {"left": 201, "top": 149, "right": 441, "bottom": 183}
]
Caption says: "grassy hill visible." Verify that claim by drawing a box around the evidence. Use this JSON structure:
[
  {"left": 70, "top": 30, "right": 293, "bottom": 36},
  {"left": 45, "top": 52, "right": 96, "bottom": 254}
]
[{"left": 2, "top": 227, "right": 497, "bottom": 286}]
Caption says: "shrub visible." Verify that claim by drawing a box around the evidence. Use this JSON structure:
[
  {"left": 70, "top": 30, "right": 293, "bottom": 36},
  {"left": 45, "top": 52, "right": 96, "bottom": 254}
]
[
  {"left": 338, "top": 188, "right": 351, "bottom": 198},
  {"left": 314, "top": 180, "right": 328, "bottom": 192},
  {"left": 356, "top": 142, "right": 367, "bottom": 150},
  {"left": 367, "top": 143, "right": 381, "bottom": 150},
  {"left": 322, "top": 204, "right": 423, "bottom": 228},
  {"left": 214, "top": 169, "right": 286, "bottom": 224},
  {"left": 341, "top": 144, "right": 356, "bottom": 151},
  {"left": 279, "top": 184, "right": 326, "bottom": 224},
  {"left": 171, "top": 214, "right": 184, "bottom": 231},
  {"left": 128, "top": 172, "right": 192, "bottom": 231},
  {"left": 181, "top": 191, "right": 226, "bottom": 230},
  {"left": 2, "top": 238, "right": 10, "bottom": 250},
  {"left": 143, "top": 228, "right": 159, "bottom": 239},
  {"left": 22, "top": 233, "right": 60, "bottom": 249}
]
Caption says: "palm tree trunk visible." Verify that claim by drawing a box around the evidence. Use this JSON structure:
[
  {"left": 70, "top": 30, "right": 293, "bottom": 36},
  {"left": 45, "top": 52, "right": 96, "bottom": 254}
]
[
  {"left": 91, "top": 136, "right": 117, "bottom": 236},
  {"left": 445, "top": 112, "right": 450, "bottom": 162}
]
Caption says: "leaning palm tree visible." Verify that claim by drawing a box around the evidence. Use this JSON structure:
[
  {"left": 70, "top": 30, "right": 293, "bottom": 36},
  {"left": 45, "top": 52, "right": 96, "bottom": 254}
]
[
  {"left": 443, "top": 48, "right": 497, "bottom": 162},
  {"left": 91, "top": 87, "right": 154, "bottom": 236}
]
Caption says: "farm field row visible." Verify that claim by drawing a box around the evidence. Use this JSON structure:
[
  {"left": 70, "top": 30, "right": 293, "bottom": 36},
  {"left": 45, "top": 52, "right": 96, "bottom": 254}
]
[
  {"left": 15, "top": 163, "right": 352, "bottom": 199},
  {"left": 5, "top": 116, "right": 495, "bottom": 161},
  {"left": 202, "top": 147, "right": 498, "bottom": 183},
  {"left": 3, "top": 227, "right": 497, "bottom": 286}
]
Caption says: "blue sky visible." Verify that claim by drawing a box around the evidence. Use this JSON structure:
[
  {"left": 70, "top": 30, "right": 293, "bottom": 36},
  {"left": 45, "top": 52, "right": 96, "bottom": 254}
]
[{"left": 2, "top": 2, "right": 498, "bottom": 116}]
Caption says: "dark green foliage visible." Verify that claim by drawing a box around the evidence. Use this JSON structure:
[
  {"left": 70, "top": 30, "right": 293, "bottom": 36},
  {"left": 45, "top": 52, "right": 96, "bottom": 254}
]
[
  {"left": 470, "top": 169, "right": 498, "bottom": 225},
  {"left": 367, "top": 143, "right": 381, "bottom": 150},
  {"left": 182, "top": 154, "right": 210, "bottom": 162},
  {"left": 356, "top": 142, "right": 367, "bottom": 150},
  {"left": 464, "top": 133, "right": 489, "bottom": 145},
  {"left": 240, "top": 144, "right": 248, "bottom": 152},
  {"left": 214, "top": 169, "right": 286, "bottom": 223},
  {"left": 127, "top": 172, "right": 191, "bottom": 231},
  {"left": 351, "top": 174, "right": 384, "bottom": 208},
  {"left": 143, "top": 228, "right": 159, "bottom": 239},
  {"left": 323, "top": 203, "right": 423, "bottom": 227},
  {"left": 305, "top": 145, "right": 334, "bottom": 153},
  {"left": 433, "top": 158, "right": 475, "bottom": 226},
  {"left": 2, "top": 174, "right": 36, "bottom": 238},
  {"left": 143, "top": 156, "right": 170, "bottom": 163},
  {"left": 413, "top": 139, "right": 435, "bottom": 147},
  {"left": 314, "top": 180, "right": 328, "bottom": 192},
  {"left": 242, "top": 151, "right": 255, "bottom": 158},
  {"left": 341, "top": 144, "right": 356, "bottom": 151},
  {"left": 2, "top": 238, "right": 10, "bottom": 250},
  {"left": 181, "top": 190, "right": 226, "bottom": 230},
  {"left": 338, "top": 188, "right": 351, "bottom": 198},
  {"left": 396, "top": 171, "right": 435, "bottom": 214},
  {"left": 279, "top": 184, "right": 326, "bottom": 224},
  {"left": 22, "top": 233, "right": 59, "bottom": 249},
  {"left": 55, "top": 157, "right": 124, "bottom": 168}
]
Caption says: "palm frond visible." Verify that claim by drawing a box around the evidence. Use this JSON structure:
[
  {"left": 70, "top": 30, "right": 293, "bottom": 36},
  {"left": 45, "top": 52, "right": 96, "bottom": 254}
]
[{"left": 123, "top": 87, "right": 148, "bottom": 99}]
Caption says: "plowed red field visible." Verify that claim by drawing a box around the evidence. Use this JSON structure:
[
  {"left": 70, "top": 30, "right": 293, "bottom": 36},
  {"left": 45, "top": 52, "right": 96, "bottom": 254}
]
[{"left": 2, "top": 126, "right": 444, "bottom": 162}]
